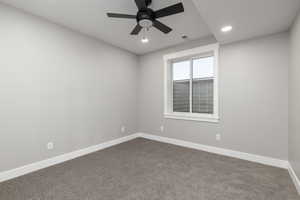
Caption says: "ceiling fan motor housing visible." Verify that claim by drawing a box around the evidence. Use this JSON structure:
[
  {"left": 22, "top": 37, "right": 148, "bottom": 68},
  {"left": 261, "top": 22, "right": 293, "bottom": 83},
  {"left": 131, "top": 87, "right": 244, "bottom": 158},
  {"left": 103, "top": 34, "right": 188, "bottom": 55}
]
[{"left": 137, "top": 8, "right": 155, "bottom": 28}]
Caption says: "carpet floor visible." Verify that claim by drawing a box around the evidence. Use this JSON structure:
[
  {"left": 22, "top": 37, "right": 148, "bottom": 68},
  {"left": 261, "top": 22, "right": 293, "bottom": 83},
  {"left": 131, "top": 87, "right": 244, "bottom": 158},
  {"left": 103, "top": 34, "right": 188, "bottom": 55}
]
[{"left": 0, "top": 138, "right": 299, "bottom": 200}]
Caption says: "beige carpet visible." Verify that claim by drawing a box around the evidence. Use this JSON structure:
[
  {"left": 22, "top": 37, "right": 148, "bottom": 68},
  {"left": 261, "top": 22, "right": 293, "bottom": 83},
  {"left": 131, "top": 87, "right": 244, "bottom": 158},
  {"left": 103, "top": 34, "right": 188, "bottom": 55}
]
[{"left": 0, "top": 138, "right": 299, "bottom": 200}]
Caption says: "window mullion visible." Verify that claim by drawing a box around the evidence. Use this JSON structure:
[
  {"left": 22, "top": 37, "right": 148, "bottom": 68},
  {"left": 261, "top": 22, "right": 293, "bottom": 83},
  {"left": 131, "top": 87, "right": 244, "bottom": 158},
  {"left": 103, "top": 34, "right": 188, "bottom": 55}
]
[
  {"left": 189, "top": 59, "right": 193, "bottom": 113},
  {"left": 170, "top": 62, "right": 174, "bottom": 113}
]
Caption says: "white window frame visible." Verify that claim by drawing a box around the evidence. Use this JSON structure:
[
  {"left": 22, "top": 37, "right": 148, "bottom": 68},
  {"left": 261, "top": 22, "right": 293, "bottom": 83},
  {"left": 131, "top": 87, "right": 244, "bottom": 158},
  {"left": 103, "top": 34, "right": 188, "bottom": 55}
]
[{"left": 163, "top": 44, "right": 219, "bottom": 123}]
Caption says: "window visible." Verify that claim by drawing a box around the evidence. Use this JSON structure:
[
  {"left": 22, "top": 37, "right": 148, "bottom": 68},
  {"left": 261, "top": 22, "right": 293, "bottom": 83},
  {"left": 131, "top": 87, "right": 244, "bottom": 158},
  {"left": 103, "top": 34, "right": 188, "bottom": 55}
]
[{"left": 164, "top": 44, "right": 219, "bottom": 122}]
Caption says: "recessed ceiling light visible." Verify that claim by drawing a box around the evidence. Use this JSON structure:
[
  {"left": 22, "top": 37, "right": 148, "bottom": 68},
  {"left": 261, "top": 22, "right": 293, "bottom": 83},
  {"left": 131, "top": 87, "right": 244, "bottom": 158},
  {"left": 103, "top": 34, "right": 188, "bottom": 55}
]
[
  {"left": 141, "top": 37, "right": 149, "bottom": 43},
  {"left": 221, "top": 25, "right": 233, "bottom": 33}
]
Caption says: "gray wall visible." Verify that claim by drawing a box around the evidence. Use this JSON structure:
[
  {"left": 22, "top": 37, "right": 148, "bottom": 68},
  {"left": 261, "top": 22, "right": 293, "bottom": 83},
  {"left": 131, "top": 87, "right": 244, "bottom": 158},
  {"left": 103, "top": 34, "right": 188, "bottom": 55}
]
[
  {"left": 138, "top": 33, "right": 289, "bottom": 160},
  {"left": 0, "top": 4, "right": 138, "bottom": 172},
  {"left": 289, "top": 11, "right": 300, "bottom": 179}
]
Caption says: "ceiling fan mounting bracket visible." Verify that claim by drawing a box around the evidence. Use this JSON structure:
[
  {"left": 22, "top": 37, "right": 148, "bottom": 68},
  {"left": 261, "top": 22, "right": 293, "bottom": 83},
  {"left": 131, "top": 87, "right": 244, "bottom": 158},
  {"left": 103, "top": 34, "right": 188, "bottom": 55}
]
[{"left": 145, "top": 0, "right": 152, "bottom": 7}]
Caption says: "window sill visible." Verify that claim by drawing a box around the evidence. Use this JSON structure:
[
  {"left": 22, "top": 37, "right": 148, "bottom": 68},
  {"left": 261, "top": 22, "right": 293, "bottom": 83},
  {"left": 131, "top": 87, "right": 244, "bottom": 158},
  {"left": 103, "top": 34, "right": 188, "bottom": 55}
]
[{"left": 164, "top": 113, "right": 219, "bottom": 123}]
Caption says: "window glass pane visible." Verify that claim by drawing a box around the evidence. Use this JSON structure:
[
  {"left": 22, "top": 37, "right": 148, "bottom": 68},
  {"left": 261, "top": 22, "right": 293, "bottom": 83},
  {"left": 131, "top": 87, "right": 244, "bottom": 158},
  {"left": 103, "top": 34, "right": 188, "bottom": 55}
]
[
  {"left": 193, "top": 57, "right": 214, "bottom": 79},
  {"left": 172, "top": 60, "right": 190, "bottom": 81},
  {"left": 192, "top": 56, "right": 214, "bottom": 114},
  {"left": 172, "top": 60, "right": 190, "bottom": 112},
  {"left": 173, "top": 81, "right": 190, "bottom": 112},
  {"left": 192, "top": 79, "right": 214, "bottom": 114}
]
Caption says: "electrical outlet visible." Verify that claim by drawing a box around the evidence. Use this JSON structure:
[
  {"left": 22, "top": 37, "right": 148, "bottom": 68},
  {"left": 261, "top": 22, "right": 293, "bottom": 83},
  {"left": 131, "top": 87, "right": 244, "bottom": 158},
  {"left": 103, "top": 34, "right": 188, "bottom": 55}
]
[
  {"left": 47, "top": 142, "right": 54, "bottom": 150},
  {"left": 160, "top": 125, "right": 164, "bottom": 133},
  {"left": 121, "top": 126, "right": 126, "bottom": 133},
  {"left": 216, "top": 134, "right": 221, "bottom": 141}
]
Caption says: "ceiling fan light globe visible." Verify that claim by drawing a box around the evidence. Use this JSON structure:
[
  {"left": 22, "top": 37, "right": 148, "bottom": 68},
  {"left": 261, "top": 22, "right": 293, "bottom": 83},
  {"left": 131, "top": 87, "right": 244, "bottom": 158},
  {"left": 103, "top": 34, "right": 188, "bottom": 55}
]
[
  {"left": 141, "top": 37, "right": 149, "bottom": 43},
  {"left": 139, "top": 19, "right": 153, "bottom": 28}
]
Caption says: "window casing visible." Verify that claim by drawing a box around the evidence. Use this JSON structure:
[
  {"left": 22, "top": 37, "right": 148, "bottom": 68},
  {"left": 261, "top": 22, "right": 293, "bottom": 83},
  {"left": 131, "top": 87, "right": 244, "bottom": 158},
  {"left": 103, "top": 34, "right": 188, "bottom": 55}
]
[{"left": 164, "top": 44, "right": 219, "bottom": 123}]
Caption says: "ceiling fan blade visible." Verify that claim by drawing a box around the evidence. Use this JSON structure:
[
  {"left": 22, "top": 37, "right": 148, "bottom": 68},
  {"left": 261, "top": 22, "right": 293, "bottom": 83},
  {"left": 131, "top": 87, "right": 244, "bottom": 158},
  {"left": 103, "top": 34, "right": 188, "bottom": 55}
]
[
  {"left": 154, "top": 3, "right": 184, "bottom": 18},
  {"left": 131, "top": 24, "right": 143, "bottom": 35},
  {"left": 153, "top": 20, "right": 172, "bottom": 34},
  {"left": 135, "top": 0, "right": 146, "bottom": 10},
  {"left": 107, "top": 13, "right": 136, "bottom": 19}
]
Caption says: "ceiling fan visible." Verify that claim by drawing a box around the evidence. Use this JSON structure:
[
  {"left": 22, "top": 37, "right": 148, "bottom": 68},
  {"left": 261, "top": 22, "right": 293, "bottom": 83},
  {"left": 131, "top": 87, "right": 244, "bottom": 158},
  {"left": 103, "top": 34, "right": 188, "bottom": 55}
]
[{"left": 107, "top": 0, "right": 184, "bottom": 35}]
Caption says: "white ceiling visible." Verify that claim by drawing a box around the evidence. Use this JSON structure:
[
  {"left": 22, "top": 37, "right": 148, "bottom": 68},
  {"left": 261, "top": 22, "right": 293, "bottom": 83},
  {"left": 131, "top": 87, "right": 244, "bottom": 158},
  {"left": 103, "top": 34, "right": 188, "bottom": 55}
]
[
  {"left": 0, "top": 0, "right": 212, "bottom": 55},
  {"left": 1, "top": 0, "right": 300, "bottom": 54},
  {"left": 192, "top": 0, "right": 300, "bottom": 44}
]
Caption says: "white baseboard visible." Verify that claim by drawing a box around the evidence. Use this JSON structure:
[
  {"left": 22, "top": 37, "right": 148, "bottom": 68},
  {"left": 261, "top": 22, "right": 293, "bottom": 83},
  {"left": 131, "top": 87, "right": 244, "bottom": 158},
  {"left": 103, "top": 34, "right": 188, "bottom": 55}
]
[
  {"left": 0, "top": 133, "right": 140, "bottom": 183},
  {"left": 0, "top": 132, "right": 291, "bottom": 186},
  {"left": 288, "top": 163, "right": 300, "bottom": 195},
  {"left": 138, "top": 133, "right": 288, "bottom": 169}
]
